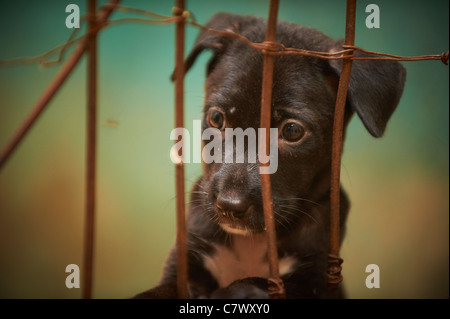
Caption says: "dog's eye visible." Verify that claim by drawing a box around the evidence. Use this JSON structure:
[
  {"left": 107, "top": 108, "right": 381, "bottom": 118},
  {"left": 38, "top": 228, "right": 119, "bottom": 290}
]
[
  {"left": 207, "top": 108, "right": 225, "bottom": 130},
  {"left": 281, "top": 122, "right": 306, "bottom": 142}
]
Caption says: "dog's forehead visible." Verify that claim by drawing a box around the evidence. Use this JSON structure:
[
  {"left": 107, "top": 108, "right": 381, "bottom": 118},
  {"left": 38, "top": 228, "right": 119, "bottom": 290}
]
[{"left": 204, "top": 53, "right": 333, "bottom": 127}]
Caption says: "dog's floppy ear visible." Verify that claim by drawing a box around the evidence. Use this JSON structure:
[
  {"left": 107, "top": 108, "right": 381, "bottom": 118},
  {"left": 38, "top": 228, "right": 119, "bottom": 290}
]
[
  {"left": 176, "top": 12, "right": 244, "bottom": 79},
  {"left": 328, "top": 40, "right": 407, "bottom": 137}
]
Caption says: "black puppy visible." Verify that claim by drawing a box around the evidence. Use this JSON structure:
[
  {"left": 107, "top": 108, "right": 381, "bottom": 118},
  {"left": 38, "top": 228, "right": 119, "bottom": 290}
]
[{"left": 135, "top": 12, "right": 406, "bottom": 299}]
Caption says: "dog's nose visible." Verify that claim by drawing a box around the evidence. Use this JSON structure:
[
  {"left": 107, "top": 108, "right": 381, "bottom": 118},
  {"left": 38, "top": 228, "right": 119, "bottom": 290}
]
[{"left": 216, "top": 194, "right": 250, "bottom": 219}]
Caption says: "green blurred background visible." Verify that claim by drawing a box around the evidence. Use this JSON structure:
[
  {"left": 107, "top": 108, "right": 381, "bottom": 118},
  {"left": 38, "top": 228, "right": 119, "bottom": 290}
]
[{"left": 0, "top": 0, "right": 448, "bottom": 299}]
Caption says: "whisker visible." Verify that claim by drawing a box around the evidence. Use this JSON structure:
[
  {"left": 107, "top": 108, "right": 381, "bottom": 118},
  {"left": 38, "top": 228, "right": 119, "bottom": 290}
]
[
  {"left": 189, "top": 203, "right": 210, "bottom": 211},
  {"left": 190, "top": 190, "right": 208, "bottom": 194},
  {"left": 276, "top": 205, "right": 319, "bottom": 225},
  {"left": 273, "top": 210, "right": 291, "bottom": 232},
  {"left": 277, "top": 197, "right": 321, "bottom": 207},
  {"left": 273, "top": 209, "right": 292, "bottom": 224},
  {"left": 277, "top": 206, "right": 306, "bottom": 217}
]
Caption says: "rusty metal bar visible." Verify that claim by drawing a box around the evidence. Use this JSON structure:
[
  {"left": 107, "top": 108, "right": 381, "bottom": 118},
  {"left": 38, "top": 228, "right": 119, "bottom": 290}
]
[
  {"left": 174, "top": 0, "right": 189, "bottom": 299},
  {"left": 259, "top": 0, "right": 285, "bottom": 299},
  {"left": 82, "top": 0, "right": 98, "bottom": 300},
  {"left": 327, "top": 0, "right": 356, "bottom": 294},
  {"left": 184, "top": 19, "right": 448, "bottom": 64},
  {"left": 0, "top": 0, "right": 121, "bottom": 171}
]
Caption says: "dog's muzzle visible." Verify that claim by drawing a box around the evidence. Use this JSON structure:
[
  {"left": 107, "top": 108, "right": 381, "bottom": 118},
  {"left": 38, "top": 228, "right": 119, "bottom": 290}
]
[{"left": 215, "top": 193, "right": 263, "bottom": 235}]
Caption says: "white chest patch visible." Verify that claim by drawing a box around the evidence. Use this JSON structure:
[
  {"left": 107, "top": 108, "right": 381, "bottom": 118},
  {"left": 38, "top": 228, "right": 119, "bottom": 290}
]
[{"left": 203, "top": 234, "right": 297, "bottom": 288}]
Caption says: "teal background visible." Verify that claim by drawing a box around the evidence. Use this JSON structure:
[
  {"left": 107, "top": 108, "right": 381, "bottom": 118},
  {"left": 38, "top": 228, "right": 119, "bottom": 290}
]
[{"left": 0, "top": 0, "right": 448, "bottom": 298}]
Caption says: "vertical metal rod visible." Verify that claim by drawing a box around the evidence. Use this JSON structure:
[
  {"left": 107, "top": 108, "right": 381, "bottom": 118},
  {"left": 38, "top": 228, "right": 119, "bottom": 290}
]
[
  {"left": 0, "top": 0, "right": 121, "bottom": 171},
  {"left": 328, "top": 0, "right": 356, "bottom": 292},
  {"left": 174, "top": 0, "right": 188, "bottom": 299},
  {"left": 259, "top": 0, "right": 285, "bottom": 299},
  {"left": 82, "top": 0, "right": 98, "bottom": 300}
]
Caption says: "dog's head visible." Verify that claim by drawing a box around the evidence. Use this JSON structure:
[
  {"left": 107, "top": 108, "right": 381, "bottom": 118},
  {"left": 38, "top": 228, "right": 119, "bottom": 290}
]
[{"left": 184, "top": 12, "right": 406, "bottom": 236}]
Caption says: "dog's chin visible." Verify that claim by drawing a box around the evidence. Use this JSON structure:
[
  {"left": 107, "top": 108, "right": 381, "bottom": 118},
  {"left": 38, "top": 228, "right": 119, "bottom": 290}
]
[
  {"left": 219, "top": 223, "right": 254, "bottom": 236},
  {"left": 218, "top": 221, "right": 266, "bottom": 236}
]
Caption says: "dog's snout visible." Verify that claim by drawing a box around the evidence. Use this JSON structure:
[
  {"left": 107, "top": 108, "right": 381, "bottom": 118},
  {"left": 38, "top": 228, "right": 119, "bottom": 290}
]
[{"left": 216, "top": 194, "right": 250, "bottom": 219}]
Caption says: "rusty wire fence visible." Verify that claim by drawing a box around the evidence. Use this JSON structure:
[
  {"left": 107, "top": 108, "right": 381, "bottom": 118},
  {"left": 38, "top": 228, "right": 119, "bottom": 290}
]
[{"left": 0, "top": 0, "right": 448, "bottom": 299}]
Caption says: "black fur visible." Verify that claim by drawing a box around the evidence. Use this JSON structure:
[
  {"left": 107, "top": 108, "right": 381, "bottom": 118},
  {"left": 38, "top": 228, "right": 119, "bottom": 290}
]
[{"left": 134, "top": 12, "right": 406, "bottom": 299}]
